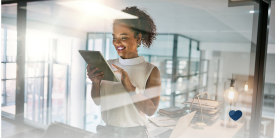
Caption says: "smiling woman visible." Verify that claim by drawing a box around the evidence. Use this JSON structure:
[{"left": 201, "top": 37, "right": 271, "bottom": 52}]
[
  {"left": 86, "top": 6, "right": 161, "bottom": 138},
  {"left": 112, "top": 6, "right": 157, "bottom": 59}
]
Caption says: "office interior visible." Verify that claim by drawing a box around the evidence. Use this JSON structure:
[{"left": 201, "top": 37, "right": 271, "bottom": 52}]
[{"left": 1, "top": 0, "right": 275, "bottom": 138}]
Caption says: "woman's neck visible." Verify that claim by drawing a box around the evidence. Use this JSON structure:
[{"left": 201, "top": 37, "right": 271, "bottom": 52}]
[{"left": 120, "top": 53, "right": 139, "bottom": 59}]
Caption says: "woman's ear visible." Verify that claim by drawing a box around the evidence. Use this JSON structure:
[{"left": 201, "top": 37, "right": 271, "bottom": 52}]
[{"left": 136, "top": 33, "right": 142, "bottom": 45}]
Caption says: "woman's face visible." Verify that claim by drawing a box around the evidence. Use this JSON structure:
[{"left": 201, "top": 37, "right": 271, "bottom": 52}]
[{"left": 112, "top": 23, "right": 141, "bottom": 59}]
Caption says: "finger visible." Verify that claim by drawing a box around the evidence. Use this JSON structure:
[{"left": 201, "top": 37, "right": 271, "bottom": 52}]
[
  {"left": 112, "top": 64, "right": 122, "bottom": 70},
  {"left": 112, "top": 64, "right": 125, "bottom": 74},
  {"left": 114, "top": 71, "right": 121, "bottom": 74},
  {"left": 97, "top": 74, "right": 104, "bottom": 79},
  {"left": 88, "top": 68, "right": 99, "bottom": 77},
  {"left": 86, "top": 64, "right": 91, "bottom": 70},
  {"left": 90, "top": 67, "right": 98, "bottom": 74},
  {"left": 96, "top": 72, "right": 104, "bottom": 77},
  {"left": 92, "top": 72, "right": 103, "bottom": 77}
]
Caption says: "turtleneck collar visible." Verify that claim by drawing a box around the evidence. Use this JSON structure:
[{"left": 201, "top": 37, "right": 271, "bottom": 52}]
[{"left": 119, "top": 56, "right": 145, "bottom": 65}]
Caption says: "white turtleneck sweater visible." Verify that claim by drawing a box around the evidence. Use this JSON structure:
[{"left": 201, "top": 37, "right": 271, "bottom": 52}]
[{"left": 99, "top": 56, "right": 156, "bottom": 128}]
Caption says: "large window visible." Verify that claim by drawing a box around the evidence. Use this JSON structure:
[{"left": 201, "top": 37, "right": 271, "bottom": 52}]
[
  {"left": 24, "top": 33, "right": 73, "bottom": 125},
  {"left": 1, "top": 27, "right": 73, "bottom": 126},
  {"left": 1, "top": 28, "right": 17, "bottom": 114}
]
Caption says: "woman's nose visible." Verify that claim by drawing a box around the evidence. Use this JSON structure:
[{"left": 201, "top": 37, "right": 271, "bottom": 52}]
[{"left": 113, "top": 39, "right": 122, "bottom": 46}]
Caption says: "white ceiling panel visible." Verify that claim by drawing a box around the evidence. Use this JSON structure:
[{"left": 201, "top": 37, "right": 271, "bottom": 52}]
[{"left": 1, "top": 0, "right": 274, "bottom": 44}]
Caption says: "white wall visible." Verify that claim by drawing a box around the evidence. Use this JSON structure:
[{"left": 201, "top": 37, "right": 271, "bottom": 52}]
[{"left": 200, "top": 42, "right": 251, "bottom": 53}]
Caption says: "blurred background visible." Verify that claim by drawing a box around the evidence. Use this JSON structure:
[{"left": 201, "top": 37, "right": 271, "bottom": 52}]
[{"left": 1, "top": 0, "right": 275, "bottom": 138}]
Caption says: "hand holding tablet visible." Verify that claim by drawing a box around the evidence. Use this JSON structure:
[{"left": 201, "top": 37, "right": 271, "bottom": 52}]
[
  {"left": 79, "top": 50, "right": 119, "bottom": 82},
  {"left": 86, "top": 65, "right": 104, "bottom": 84}
]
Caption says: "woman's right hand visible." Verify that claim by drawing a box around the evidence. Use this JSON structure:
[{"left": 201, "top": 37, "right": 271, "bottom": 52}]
[{"left": 86, "top": 64, "right": 104, "bottom": 84}]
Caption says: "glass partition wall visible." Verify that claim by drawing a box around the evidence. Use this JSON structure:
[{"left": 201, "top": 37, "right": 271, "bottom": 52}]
[
  {"left": 1, "top": 0, "right": 273, "bottom": 138},
  {"left": 1, "top": 4, "right": 17, "bottom": 115}
]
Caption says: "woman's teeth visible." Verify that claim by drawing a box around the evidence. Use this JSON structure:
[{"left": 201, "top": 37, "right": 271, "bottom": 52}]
[{"left": 117, "top": 47, "right": 126, "bottom": 51}]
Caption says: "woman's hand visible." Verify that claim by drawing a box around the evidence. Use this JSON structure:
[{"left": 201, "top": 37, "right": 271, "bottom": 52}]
[
  {"left": 112, "top": 64, "right": 135, "bottom": 92},
  {"left": 87, "top": 64, "right": 104, "bottom": 84}
]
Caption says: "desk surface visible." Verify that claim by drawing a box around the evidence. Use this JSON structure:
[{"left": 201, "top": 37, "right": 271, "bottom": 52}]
[{"left": 148, "top": 119, "right": 244, "bottom": 138}]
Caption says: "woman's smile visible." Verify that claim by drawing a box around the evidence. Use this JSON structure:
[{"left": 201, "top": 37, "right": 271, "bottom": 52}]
[{"left": 116, "top": 46, "right": 126, "bottom": 52}]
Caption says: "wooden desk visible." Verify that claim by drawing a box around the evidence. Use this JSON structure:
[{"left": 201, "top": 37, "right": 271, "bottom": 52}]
[{"left": 148, "top": 119, "right": 244, "bottom": 138}]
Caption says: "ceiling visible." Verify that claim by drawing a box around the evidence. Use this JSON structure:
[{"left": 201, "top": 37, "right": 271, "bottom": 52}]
[{"left": 1, "top": 0, "right": 275, "bottom": 44}]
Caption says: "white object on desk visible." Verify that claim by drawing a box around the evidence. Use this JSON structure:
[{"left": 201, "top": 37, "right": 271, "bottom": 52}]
[
  {"left": 148, "top": 116, "right": 177, "bottom": 127},
  {"left": 261, "top": 120, "right": 271, "bottom": 136},
  {"left": 149, "top": 111, "right": 196, "bottom": 138},
  {"left": 149, "top": 119, "right": 244, "bottom": 138}
]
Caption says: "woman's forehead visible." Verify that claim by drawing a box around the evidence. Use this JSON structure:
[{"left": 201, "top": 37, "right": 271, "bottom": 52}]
[{"left": 113, "top": 23, "right": 134, "bottom": 36}]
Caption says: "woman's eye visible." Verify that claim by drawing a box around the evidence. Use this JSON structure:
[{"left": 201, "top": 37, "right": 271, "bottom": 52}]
[
  {"left": 113, "top": 37, "right": 116, "bottom": 40},
  {"left": 122, "top": 37, "right": 127, "bottom": 40}
]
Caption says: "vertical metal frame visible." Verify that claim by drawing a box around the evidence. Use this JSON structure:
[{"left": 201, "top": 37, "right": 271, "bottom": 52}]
[
  {"left": 65, "top": 64, "right": 70, "bottom": 124},
  {"left": 170, "top": 34, "right": 178, "bottom": 107},
  {"left": 186, "top": 39, "right": 192, "bottom": 96},
  {"left": 103, "top": 33, "right": 106, "bottom": 57},
  {"left": 66, "top": 40, "right": 73, "bottom": 125},
  {"left": 215, "top": 60, "right": 220, "bottom": 100},
  {"left": 84, "top": 33, "right": 89, "bottom": 129},
  {"left": 249, "top": 0, "right": 271, "bottom": 138},
  {"left": 32, "top": 78, "right": 36, "bottom": 121},
  {"left": 41, "top": 59, "right": 45, "bottom": 124},
  {"left": 46, "top": 39, "right": 54, "bottom": 124},
  {"left": 2, "top": 29, "right": 7, "bottom": 106},
  {"left": 15, "top": 1, "right": 27, "bottom": 123},
  {"left": 197, "top": 43, "right": 202, "bottom": 95}
]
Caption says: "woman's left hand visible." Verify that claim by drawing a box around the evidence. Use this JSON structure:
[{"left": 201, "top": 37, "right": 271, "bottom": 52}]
[{"left": 112, "top": 64, "right": 135, "bottom": 92}]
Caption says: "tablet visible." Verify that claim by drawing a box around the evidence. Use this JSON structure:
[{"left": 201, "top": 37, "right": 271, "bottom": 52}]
[{"left": 79, "top": 50, "right": 119, "bottom": 82}]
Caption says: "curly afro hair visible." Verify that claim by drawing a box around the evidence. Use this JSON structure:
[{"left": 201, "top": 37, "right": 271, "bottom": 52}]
[{"left": 113, "top": 6, "right": 157, "bottom": 48}]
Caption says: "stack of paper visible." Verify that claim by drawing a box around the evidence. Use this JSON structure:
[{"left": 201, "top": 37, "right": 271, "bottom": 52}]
[
  {"left": 148, "top": 116, "right": 177, "bottom": 127},
  {"left": 157, "top": 106, "right": 184, "bottom": 117},
  {"left": 183, "top": 99, "right": 222, "bottom": 109},
  {"left": 183, "top": 98, "right": 222, "bottom": 125}
]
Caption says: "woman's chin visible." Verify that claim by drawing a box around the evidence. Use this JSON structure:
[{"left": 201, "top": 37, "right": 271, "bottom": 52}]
[{"left": 117, "top": 52, "right": 125, "bottom": 57}]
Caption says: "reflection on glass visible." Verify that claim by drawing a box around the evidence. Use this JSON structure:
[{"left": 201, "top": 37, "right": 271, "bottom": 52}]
[
  {"left": 51, "top": 64, "right": 67, "bottom": 123},
  {"left": 190, "top": 41, "right": 200, "bottom": 59},
  {"left": 6, "top": 29, "right": 17, "bottom": 62},
  {"left": 190, "top": 60, "right": 199, "bottom": 75},
  {"left": 106, "top": 34, "right": 118, "bottom": 60},
  {"left": 5, "top": 80, "right": 16, "bottom": 104},
  {"left": 177, "top": 36, "right": 189, "bottom": 58},
  {"left": 166, "top": 60, "right": 172, "bottom": 74},
  {"left": 1, "top": 81, "right": 3, "bottom": 105},
  {"left": 139, "top": 34, "right": 173, "bottom": 57},
  {"left": 178, "top": 60, "right": 188, "bottom": 76},
  {"left": 158, "top": 96, "right": 170, "bottom": 111},
  {"left": 175, "top": 95, "right": 185, "bottom": 107},
  {"left": 86, "top": 84, "right": 102, "bottom": 132},
  {"left": 176, "top": 77, "right": 188, "bottom": 94},
  {"left": 1, "top": 64, "right": 4, "bottom": 80},
  {"left": 1, "top": 19, "right": 17, "bottom": 114},
  {"left": 6, "top": 63, "right": 16, "bottom": 79},
  {"left": 189, "top": 75, "right": 199, "bottom": 90},
  {"left": 56, "top": 40, "right": 72, "bottom": 64},
  {"left": 260, "top": 52, "right": 275, "bottom": 137}
]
